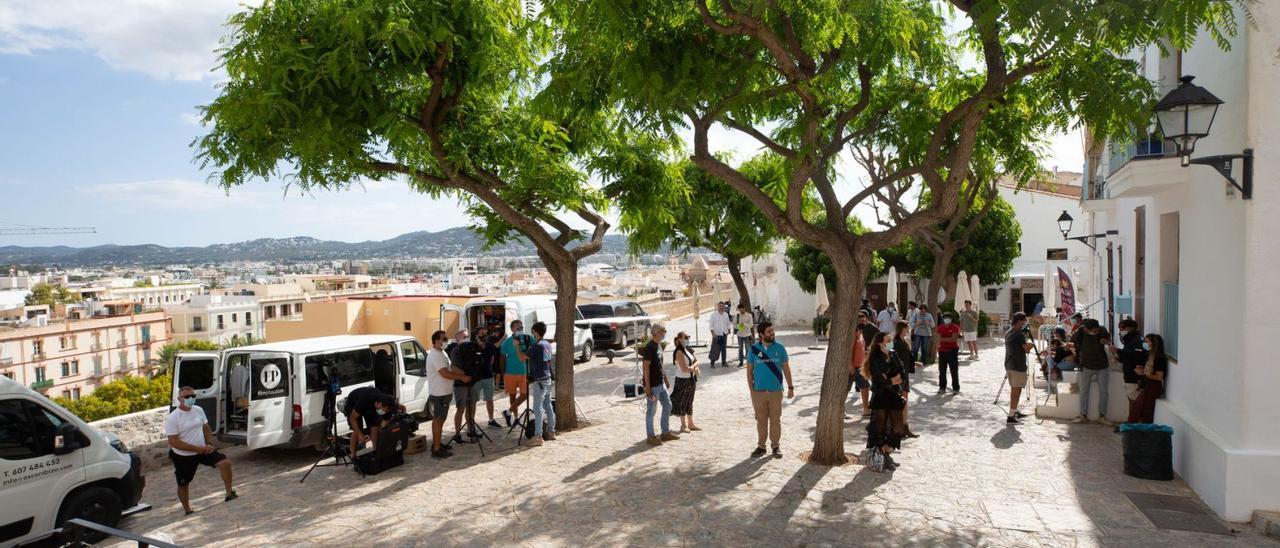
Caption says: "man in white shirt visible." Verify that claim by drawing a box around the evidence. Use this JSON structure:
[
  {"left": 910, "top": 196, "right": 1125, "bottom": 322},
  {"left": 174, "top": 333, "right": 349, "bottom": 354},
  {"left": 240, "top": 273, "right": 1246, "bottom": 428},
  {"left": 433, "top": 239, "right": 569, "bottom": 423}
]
[
  {"left": 877, "top": 303, "right": 899, "bottom": 334},
  {"left": 708, "top": 302, "right": 732, "bottom": 368},
  {"left": 427, "top": 329, "right": 470, "bottom": 458},
  {"left": 735, "top": 303, "right": 755, "bottom": 367},
  {"left": 165, "top": 386, "right": 237, "bottom": 515}
]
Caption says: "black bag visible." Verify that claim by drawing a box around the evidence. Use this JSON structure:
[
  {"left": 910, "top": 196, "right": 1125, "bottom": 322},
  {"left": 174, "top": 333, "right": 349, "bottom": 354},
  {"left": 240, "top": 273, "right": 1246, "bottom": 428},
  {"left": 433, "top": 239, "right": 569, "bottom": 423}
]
[
  {"left": 354, "top": 451, "right": 403, "bottom": 475},
  {"left": 1122, "top": 429, "right": 1174, "bottom": 481}
]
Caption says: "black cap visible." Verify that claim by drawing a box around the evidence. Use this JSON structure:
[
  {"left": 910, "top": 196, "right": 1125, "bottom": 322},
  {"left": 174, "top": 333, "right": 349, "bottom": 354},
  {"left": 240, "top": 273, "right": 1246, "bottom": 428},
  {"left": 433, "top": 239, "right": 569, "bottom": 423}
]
[
  {"left": 1083, "top": 319, "right": 1101, "bottom": 329},
  {"left": 1011, "top": 312, "right": 1027, "bottom": 323}
]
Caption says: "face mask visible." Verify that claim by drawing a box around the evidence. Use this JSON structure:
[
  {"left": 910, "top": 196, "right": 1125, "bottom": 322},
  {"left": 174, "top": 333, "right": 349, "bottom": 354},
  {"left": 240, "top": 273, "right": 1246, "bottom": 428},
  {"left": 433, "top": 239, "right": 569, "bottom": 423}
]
[
  {"left": 943, "top": 318, "right": 952, "bottom": 324},
  {"left": 183, "top": 396, "right": 196, "bottom": 407},
  {"left": 1142, "top": 342, "right": 1151, "bottom": 351},
  {"left": 514, "top": 327, "right": 523, "bottom": 334},
  {"left": 376, "top": 408, "right": 386, "bottom": 416}
]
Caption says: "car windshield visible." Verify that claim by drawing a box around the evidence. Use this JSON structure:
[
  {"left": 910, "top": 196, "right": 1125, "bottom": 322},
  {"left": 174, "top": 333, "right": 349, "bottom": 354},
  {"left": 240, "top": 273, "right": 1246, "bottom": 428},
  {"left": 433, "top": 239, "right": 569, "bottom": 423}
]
[{"left": 579, "top": 304, "right": 613, "bottom": 318}]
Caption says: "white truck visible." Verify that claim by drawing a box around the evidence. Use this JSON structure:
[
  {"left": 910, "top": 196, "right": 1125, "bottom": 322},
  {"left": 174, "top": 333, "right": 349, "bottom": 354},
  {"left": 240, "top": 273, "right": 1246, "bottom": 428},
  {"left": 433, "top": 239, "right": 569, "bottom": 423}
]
[
  {"left": 170, "top": 335, "right": 432, "bottom": 451},
  {"left": 442, "top": 295, "right": 593, "bottom": 362},
  {"left": 0, "top": 375, "right": 148, "bottom": 546}
]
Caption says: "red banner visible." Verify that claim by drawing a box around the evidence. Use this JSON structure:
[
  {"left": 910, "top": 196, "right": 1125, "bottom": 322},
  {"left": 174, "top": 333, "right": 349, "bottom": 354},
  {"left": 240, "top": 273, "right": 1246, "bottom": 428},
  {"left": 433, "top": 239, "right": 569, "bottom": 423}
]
[{"left": 1057, "top": 267, "right": 1075, "bottom": 318}]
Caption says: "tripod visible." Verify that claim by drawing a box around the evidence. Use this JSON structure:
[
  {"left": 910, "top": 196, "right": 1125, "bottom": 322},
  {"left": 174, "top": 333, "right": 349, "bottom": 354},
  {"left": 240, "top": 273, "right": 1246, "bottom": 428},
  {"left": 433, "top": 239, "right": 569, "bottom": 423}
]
[
  {"left": 448, "top": 397, "right": 493, "bottom": 457},
  {"left": 301, "top": 387, "right": 359, "bottom": 483},
  {"left": 505, "top": 406, "right": 533, "bottom": 446}
]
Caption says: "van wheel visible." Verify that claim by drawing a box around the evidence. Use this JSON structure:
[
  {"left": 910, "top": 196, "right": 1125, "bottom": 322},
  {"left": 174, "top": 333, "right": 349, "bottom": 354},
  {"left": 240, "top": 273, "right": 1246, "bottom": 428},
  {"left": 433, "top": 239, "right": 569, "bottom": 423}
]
[
  {"left": 57, "top": 486, "right": 123, "bottom": 543},
  {"left": 579, "top": 341, "right": 592, "bottom": 362}
]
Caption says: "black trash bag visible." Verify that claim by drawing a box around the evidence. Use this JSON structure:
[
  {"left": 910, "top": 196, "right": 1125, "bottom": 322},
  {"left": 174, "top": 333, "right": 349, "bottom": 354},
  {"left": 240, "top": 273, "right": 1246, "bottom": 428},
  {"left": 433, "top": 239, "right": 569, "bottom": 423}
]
[{"left": 1123, "top": 430, "right": 1174, "bottom": 481}]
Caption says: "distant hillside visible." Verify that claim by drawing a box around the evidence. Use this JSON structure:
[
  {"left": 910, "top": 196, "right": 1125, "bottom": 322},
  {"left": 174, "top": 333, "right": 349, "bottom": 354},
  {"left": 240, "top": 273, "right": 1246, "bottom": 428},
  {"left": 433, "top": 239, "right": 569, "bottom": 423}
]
[{"left": 0, "top": 227, "right": 648, "bottom": 266}]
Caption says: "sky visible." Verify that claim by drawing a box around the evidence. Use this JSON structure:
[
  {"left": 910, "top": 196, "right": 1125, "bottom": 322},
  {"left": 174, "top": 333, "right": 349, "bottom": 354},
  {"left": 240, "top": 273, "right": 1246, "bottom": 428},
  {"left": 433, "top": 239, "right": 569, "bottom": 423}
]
[{"left": 0, "top": 0, "right": 1082, "bottom": 249}]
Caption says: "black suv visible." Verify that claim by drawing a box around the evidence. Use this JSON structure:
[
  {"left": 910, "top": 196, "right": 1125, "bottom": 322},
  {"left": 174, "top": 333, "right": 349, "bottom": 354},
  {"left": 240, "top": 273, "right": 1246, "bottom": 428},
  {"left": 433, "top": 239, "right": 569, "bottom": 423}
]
[{"left": 578, "top": 301, "right": 652, "bottom": 350}]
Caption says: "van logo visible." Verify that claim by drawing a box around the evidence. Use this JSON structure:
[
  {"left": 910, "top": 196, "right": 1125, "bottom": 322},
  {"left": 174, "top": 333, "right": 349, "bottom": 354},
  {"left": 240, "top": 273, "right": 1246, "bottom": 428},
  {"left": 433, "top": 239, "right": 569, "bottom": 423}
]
[{"left": 259, "top": 363, "right": 282, "bottom": 390}]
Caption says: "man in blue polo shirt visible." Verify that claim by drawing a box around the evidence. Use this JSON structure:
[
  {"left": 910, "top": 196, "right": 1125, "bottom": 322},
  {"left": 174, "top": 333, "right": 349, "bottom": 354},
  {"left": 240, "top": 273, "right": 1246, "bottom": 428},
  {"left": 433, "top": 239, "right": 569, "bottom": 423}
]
[{"left": 746, "top": 321, "right": 794, "bottom": 459}]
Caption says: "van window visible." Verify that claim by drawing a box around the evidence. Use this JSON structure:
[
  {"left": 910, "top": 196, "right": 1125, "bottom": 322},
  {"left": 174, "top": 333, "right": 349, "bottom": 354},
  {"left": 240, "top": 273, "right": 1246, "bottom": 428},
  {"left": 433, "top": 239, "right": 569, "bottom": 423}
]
[
  {"left": 401, "top": 341, "right": 427, "bottom": 376},
  {"left": 177, "top": 357, "right": 216, "bottom": 390},
  {"left": 0, "top": 399, "right": 59, "bottom": 460},
  {"left": 305, "top": 349, "right": 373, "bottom": 393}
]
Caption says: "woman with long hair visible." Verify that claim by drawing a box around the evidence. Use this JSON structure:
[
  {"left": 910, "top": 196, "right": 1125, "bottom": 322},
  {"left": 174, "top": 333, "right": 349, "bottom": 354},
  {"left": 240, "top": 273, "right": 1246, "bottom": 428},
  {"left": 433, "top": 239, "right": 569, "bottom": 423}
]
[
  {"left": 670, "top": 331, "right": 701, "bottom": 432},
  {"left": 892, "top": 321, "right": 919, "bottom": 438},
  {"left": 863, "top": 331, "right": 906, "bottom": 471},
  {"left": 1129, "top": 334, "right": 1168, "bottom": 424}
]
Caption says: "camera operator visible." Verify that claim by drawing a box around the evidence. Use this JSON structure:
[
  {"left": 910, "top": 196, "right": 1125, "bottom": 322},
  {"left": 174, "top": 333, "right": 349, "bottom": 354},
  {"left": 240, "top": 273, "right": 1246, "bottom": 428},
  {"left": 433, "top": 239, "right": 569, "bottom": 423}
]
[
  {"left": 1003, "top": 313, "right": 1035, "bottom": 424},
  {"left": 342, "top": 385, "right": 402, "bottom": 459}
]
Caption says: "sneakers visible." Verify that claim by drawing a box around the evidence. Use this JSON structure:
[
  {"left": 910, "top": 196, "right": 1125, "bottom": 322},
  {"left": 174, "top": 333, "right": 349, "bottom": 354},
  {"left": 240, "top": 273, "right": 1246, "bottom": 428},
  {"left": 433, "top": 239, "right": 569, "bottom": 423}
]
[
  {"left": 502, "top": 410, "right": 513, "bottom": 427},
  {"left": 224, "top": 490, "right": 238, "bottom": 502},
  {"left": 1072, "top": 415, "right": 1089, "bottom": 424},
  {"left": 431, "top": 447, "right": 451, "bottom": 459},
  {"left": 771, "top": 446, "right": 783, "bottom": 459},
  {"left": 936, "top": 388, "right": 947, "bottom": 394},
  {"left": 451, "top": 433, "right": 466, "bottom": 445},
  {"left": 647, "top": 436, "right": 663, "bottom": 446},
  {"left": 1097, "top": 417, "right": 1115, "bottom": 426},
  {"left": 488, "top": 419, "right": 501, "bottom": 428},
  {"left": 751, "top": 446, "right": 767, "bottom": 458},
  {"left": 903, "top": 426, "right": 920, "bottom": 439},
  {"left": 660, "top": 432, "right": 680, "bottom": 442},
  {"left": 528, "top": 437, "right": 544, "bottom": 446},
  {"left": 545, "top": 431, "right": 557, "bottom": 441},
  {"left": 1006, "top": 415, "right": 1021, "bottom": 424},
  {"left": 1014, "top": 411, "right": 1029, "bottom": 419}
]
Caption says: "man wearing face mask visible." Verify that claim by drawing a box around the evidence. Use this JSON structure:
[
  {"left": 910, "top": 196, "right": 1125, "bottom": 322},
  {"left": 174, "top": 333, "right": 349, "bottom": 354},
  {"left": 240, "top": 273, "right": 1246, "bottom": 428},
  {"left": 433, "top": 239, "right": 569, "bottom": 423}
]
[
  {"left": 165, "top": 386, "right": 237, "bottom": 515},
  {"left": 935, "top": 312, "right": 962, "bottom": 393},
  {"left": 343, "top": 385, "right": 402, "bottom": 460}
]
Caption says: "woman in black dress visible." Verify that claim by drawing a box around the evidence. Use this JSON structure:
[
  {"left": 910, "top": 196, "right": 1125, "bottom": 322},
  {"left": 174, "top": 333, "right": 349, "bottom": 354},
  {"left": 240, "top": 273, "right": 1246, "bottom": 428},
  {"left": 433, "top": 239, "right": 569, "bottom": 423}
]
[
  {"left": 670, "top": 332, "right": 701, "bottom": 432},
  {"left": 863, "top": 332, "right": 906, "bottom": 470},
  {"left": 1130, "top": 334, "right": 1168, "bottom": 424},
  {"left": 892, "top": 321, "right": 919, "bottom": 439}
]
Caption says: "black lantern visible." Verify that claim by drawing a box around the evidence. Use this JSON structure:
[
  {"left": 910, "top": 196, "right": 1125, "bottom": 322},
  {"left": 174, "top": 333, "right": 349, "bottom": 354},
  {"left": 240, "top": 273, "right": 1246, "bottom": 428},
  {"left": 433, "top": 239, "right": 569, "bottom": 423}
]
[
  {"left": 1153, "top": 75, "right": 1253, "bottom": 199},
  {"left": 1057, "top": 209, "right": 1116, "bottom": 250},
  {"left": 1155, "top": 76, "right": 1222, "bottom": 159}
]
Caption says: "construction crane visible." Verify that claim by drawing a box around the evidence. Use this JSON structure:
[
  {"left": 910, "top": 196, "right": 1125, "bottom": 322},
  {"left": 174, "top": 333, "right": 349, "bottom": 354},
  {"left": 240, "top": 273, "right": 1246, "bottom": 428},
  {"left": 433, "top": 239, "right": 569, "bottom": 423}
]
[{"left": 0, "top": 222, "right": 96, "bottom": 236}]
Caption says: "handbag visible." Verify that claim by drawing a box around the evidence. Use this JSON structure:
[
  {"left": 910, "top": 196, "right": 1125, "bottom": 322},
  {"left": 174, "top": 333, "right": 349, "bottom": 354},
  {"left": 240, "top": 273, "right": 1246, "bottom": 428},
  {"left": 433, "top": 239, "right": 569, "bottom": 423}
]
[{"left": 868, "top": 447, "right": 887, "bottom": 473}]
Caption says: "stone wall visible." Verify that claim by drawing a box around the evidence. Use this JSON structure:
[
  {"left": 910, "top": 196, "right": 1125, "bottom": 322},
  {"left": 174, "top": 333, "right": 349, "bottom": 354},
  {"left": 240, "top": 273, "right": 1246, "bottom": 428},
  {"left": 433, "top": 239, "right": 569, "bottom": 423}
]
[{"left": 91, "top": 406, "right": 171, "bottom": 472}]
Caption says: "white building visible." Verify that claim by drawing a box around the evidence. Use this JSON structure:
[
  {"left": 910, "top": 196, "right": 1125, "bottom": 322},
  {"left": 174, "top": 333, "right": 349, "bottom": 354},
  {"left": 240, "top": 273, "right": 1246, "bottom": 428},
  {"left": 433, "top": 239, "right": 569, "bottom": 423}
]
[
  {"left": 1080, "top": 3, "right": 1279, "bottom": 521},
  {"left": 166, "top": 295, "right": 261, "bottom": 345}
]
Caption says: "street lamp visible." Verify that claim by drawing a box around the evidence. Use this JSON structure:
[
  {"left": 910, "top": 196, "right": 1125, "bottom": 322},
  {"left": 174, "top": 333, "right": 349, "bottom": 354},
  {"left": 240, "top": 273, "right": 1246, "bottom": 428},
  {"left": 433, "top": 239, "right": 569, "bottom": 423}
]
[
  {"left": 1154, "top": 75, "right": 1253, "bottom": 199},
  {"left": 1057, "top": 210, "right": 1117, "bottom": 250}
]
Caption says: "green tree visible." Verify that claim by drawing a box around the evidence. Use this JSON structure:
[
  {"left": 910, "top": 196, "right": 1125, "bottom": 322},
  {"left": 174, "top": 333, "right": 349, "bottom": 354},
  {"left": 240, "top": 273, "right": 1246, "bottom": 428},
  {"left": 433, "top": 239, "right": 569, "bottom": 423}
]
[
  {"left": 24, "top": 283, "right": 81, "bottom": 307},
  {"left": 544, "top": 0, "right": 1241, "bottom": 463},
  {"left": 155, "top": 340, "right": 220, "bottom": 376},
  {"left": 55, "top": 374, "right": 173, "bottom": 423},
  {"left": 786, "top": 217, "right": 886, "bottom": 293},
  {"left": 622, "top": 154, "right": 782, "bottom": 310},
  {"left": 196, "top": 0, "right": 667, "bottom": 430},
  {"left": 133, "top": 279, "right": 154, "bottom": 288}
]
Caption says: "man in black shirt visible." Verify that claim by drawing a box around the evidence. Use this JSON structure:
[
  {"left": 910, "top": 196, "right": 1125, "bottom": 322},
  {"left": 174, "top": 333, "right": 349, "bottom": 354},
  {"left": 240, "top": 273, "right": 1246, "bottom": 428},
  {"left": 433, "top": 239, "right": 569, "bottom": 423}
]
[
  {"left": 451, "top": 331, "right": 484, "bottom": 445},
  {"left": 1071, "top": 319, "right": 1113, "bottom": 425},
  {"left": 1003, "top": 313, "right": 1035, "bottom": 424},
  {"left": 642, "top": 324, "right": 678, "bottom": 446},
  {"left": 857, "top": 311, "right": 879, "bottom": 347},
  {"left": 343, "top": 386, "right": 398, "bottom": 459}
]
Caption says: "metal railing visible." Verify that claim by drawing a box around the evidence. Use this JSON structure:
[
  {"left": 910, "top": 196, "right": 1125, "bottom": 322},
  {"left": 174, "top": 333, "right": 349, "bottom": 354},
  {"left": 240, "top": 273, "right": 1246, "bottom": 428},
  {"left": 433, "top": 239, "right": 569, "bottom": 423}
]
[
  {"left": 31, "top": 379, "right": 53, "bottom": 390},
  {"left": 1108, "top": 136, "right": 1176, "bottom": 177},
  {"left": 1162, "top": 282, "right": 1179, "bottom": 359},
  {"left": 58, "top": 513, "right": 176, "bottom": 548}
]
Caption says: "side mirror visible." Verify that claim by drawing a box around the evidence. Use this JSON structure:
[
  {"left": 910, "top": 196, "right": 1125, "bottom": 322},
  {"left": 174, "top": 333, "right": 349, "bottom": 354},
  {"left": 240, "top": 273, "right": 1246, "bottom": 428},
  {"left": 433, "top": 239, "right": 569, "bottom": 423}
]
[{"left": 52, "top": 422, "right": 83, "bottom": 455}]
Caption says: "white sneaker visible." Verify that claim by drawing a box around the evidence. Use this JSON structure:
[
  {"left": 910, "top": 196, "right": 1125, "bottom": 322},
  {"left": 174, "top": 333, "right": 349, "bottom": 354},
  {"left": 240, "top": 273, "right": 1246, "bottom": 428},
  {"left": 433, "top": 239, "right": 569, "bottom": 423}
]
[
  {"left": 1097, "top": 418, "right": 1115, "bottom": 426},
  {"left": 1072, "top": 415, "right": 1089, "bottom": 424}
]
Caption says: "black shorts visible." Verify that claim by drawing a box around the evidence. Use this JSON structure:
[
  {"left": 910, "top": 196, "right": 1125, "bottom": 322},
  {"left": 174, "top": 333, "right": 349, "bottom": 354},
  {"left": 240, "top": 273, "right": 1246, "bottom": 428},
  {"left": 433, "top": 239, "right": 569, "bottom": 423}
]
[{"left": 170, "top": 449, "right": 227, "bottom": 487}]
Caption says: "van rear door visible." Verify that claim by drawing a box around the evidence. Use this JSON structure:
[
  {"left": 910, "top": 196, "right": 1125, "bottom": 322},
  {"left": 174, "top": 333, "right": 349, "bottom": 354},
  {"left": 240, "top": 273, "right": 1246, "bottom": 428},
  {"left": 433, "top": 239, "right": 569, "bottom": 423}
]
[
  {"left": 439, "top": 303, "right": 463, "bottom": 332},
  {"left": 244, "top": 352, "right": 293, "bottom": 450},
  {"left": 172, "top": 352, "right": 223, "bottom": 433}
]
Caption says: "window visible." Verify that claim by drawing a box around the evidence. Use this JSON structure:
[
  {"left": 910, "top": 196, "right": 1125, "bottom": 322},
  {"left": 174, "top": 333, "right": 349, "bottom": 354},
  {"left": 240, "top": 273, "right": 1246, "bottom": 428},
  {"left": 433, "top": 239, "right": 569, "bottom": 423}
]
[
  {"left": 401, "top": 341, "right": 427, "bottom": 376},
  {"left": 193, "top": 317, "right": 204, "bottom": 332},
  {"left": 92, "top": 356, "right": 102, "bottom": 376},
  {"left": 176, "top": 357, "right": 216, "bottom": 390},
  {"left": 245, "top": 312, "right": 252, "bottom": 326},
  {"left": 71, "top": 388, "right": 81, "bottom": 401},
  {"left": 304, "top": 349, "right": 373, "bottom": 393},
  {"left": 141, "top": 325, "right": 151, "bottom": 343},
  {"left": 59, "top": 335, "right": 75, "bottom": 350},
  {"left": 403, "top": 322, "right": 412, "bottom": 331},
  {"left": 34, "top": 367, "right": 47, "bottom": 382},
  {"left": 232, "top": 313, "right": 238, "bottom": 323},
  {"left": 61, "top": 360, "right": 79, "bottom": 376},
  {"left": 0, "top": 399, "right": 63, "bottom": 460},
  {"left": 986, "top": 288, "right": 1000, "bottom": 301},
  {"left": 265, "top": 306, "right": 276, "bottom": 320},
  {"left": 295, "top": 302, "right": 303, "bottom": 314},
  {"left": 32, "top": 340, "right": 43, "bottom": 355},
  {"left": 118, "top": 352, "right": 129, "bottom": 371},
  {"left": 217, "top": 315, "right": 225, "bottom": 330},
  {"left": 281, "top": 304, "right": 292, "bottom": 316},
  {"left": 1046, "top": 248, "right": 1069, "bottom": 261}
]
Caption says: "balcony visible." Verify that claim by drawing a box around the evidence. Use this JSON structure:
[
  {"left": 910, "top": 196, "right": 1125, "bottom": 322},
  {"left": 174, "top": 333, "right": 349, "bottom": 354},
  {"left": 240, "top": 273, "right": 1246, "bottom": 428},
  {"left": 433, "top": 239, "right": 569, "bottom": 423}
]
[
  {"left": 0, "top": 356, "right": 11, "bottom": 366},
  {"left": 1103, "top": 136, "right": 1190, "bottom": 199},
  {"left": 31, "top": 379, "right": 53, "bottom": 390},
  {"left": 116, "top": 340, "right": 128, "bottom": 348},
  {"left": 90, "top": 343, "right": 103, "bottom": 351},
  {"left": 1108, "top": 136, "right": 1176, "bottom": 177},
  {"left": 32, "top": 351, "right": 46, "bottom": 361}
]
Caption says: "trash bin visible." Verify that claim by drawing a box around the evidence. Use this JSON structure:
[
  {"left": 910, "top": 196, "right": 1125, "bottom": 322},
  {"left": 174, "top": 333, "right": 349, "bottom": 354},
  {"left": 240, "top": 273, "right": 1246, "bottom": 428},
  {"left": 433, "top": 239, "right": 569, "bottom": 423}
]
[{"left": 1120, "top": 423, "right": 1174, "bottom": 481}]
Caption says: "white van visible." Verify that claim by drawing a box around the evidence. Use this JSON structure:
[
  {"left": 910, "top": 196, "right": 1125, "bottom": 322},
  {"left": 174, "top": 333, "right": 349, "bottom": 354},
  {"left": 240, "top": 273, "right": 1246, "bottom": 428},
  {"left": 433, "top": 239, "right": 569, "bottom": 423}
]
[
  {"left": 443, "top": 295, "right": 592, "bottom": 362},
  {"left": 170, "top": 335, "right": 432, "bottom": 451},
  {"left": 0, "top": 376, "right": 148, "bottom": 546}
]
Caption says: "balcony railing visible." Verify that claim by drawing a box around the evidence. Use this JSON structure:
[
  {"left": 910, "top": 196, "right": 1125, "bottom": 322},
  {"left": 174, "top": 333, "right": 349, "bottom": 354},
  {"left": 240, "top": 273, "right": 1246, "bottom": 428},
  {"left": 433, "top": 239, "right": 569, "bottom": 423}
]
[
  {"left": 116, "top": 340, "right": 128, "bottom": 348},
  {"left": 32, "top": 351, "right": 45, "bottom": 361},
  {"left": 90, "top": 343, "right": 103, "bottom": 351},
  {"left": 31, "top": 379, "right": 53, "bottom": 390},
  {"left": 0, "top": 356, "right": 12, "bottom": 366},
  {"left": 1108, "top": 136, "right": 1176, "bottom": 177}
]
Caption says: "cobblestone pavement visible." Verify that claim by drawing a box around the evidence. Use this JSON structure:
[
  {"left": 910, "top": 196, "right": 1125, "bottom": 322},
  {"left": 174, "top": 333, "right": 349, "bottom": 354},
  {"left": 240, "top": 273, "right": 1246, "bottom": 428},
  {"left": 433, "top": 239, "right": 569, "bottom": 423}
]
[{"left": 110, "top": 318, "right": 1274, "bottom": 547}]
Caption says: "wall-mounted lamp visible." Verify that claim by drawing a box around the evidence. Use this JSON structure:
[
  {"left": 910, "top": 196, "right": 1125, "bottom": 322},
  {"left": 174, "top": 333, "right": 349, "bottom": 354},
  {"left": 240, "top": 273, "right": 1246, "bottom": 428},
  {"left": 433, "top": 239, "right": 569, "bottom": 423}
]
[{"left": 1154, "top": 75, "right": 1253, "bottom": 199}]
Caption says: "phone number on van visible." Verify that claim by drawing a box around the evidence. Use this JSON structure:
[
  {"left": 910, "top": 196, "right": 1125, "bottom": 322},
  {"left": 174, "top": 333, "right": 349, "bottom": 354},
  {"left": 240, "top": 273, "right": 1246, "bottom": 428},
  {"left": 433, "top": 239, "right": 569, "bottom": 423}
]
[{"left": 3, "top": 457, "right": 73, "bottom": 486}]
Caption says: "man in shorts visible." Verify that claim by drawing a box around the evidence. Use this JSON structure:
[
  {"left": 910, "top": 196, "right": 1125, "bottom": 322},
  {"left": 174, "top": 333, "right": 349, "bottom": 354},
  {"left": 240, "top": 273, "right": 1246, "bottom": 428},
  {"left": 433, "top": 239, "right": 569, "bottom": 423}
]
[
  {"left": 165, "top": 386, "right": 237, "bottom": 515},
  {"left": 960, "top": 300, "right": 980, "bottom": 358},
  {"left": 428, "top": 329, "right": 470, "bottom": 458},
  {"left": 478, "top": 326, "right": 501, "bottom": 427},
  {"left": 500, "top": 319, "right": 531, "bottom": 426},
  {"left": 1003, "top": 312, "right": 1035, "bottom": 424}
]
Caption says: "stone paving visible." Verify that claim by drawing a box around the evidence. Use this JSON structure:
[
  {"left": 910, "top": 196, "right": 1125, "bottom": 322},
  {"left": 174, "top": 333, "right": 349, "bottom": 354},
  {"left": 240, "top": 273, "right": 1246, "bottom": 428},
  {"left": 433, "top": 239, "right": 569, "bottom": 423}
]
[{"left": 109, "top": 317, "right": 1275, "bottom": 547}]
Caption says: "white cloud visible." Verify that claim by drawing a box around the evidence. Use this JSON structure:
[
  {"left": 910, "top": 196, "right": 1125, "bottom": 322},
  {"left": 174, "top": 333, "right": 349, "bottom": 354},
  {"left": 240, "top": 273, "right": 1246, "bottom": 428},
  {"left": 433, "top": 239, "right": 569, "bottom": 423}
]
[
  {"left": 179, "top": 111, "right": 204, "bottom": 126},
  {"left": 77, "top": 179, "right": 263, "bottom": 211},
  {"left": 0, "top": 0, "right": 259, "bottom": 81}
]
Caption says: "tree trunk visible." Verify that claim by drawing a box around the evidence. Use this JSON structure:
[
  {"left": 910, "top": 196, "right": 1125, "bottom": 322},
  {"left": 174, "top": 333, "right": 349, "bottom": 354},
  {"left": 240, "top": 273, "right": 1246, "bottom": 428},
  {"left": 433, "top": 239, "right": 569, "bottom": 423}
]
[
  {"left": 548, "top": 259, "right": 581, "bottom": 431},
  {"left": 923, "top": 246, "right": 957, "bottom": 364},
  {"left": 726, "top": 254, "right": 751, "bottom": 311},
  {"left": 809, "top": 245, "right": 869, "bottom": 465}
]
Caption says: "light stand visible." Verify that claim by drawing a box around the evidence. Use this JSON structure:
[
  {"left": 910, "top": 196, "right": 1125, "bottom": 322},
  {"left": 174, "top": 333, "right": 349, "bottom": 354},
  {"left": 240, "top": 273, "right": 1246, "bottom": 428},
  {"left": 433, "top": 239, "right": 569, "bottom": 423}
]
[
  {"left": 300, "top": 376, "right": 358, "bottom": 483},
  {"left": 448, "top": 396, "right": 493, "bottom": 457}
]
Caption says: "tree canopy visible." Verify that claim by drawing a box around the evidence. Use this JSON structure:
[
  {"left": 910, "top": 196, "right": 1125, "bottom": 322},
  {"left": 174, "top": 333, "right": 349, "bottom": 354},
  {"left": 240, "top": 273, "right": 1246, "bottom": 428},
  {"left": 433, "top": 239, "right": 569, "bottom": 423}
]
[{"left": 24, "top": 283, "right": 80, "bottom": 307}]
